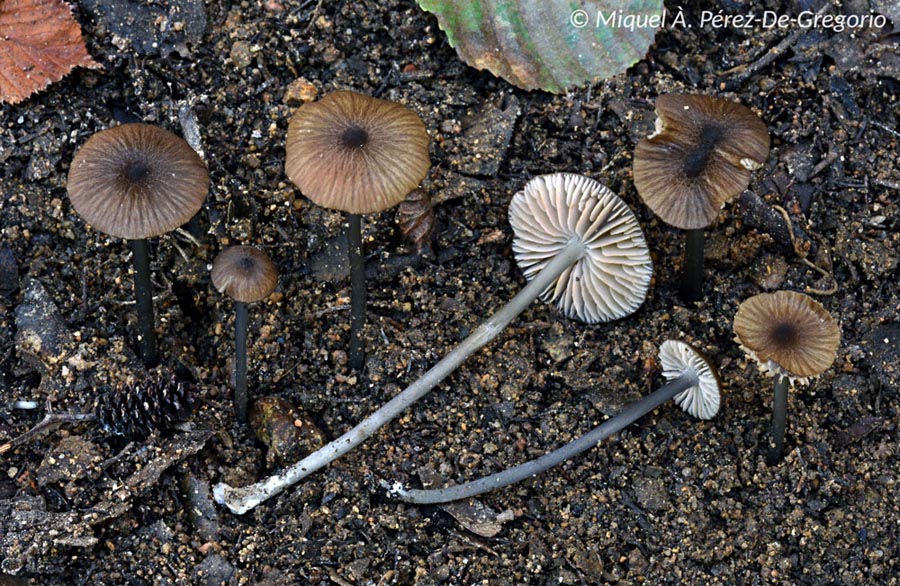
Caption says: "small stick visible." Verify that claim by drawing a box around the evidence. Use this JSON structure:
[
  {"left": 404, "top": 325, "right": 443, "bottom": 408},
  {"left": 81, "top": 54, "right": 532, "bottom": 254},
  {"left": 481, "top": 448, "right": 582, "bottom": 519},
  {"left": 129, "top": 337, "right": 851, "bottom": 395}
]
[
  {"left": 772, "top": 205, "right": 838, "bottom": 296},
  {"left": 0, "top": 412, "right": 96, "bottom": 455}
]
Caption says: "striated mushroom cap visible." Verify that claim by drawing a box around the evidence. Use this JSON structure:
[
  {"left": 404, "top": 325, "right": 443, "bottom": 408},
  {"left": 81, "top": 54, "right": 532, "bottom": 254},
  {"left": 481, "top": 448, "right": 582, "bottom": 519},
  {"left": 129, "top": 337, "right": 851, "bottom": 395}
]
[
  {"left": 67, "top": 123, "right": 209, "bottom": 240},
  {"left": 211, "top": 246, "right": 278, "bottom": 304},
  {"left": 285, "top": 90, "right": 430, "bottom": 215},
  {"left": 633, "top": 94, "right": 769, "bottom": 230},
  {"left": 508, "top": 173, "right": 653, "bottom": 324},
  {"left": 658, "top": 340, "right": 721, "bottom": 420},
  {"left": 733, "top": 290, "right": 840, "bottom": 384}
]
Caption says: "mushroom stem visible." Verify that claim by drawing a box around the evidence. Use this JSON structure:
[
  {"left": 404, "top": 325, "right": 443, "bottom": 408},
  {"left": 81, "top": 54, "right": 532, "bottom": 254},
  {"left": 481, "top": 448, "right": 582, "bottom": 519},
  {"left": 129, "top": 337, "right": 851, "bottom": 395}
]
[
  {"left": 767, "top": 375, "right": 790, "bottom": 464},
  {"left": 347, "top": 213, "right": 366, "bottom": 370},
  {"left": 680, "top": 228, "right": 705, "bottom": 302},
  {"left": 387, "top": 371, "right": 699, "bottom": 504},
  {"left": 234, "top": 301, "right": 249, "bottom": 423},
  {"left": 129, "top": 238, "right": 159, "bottom": 368},
  {"left": 212, "top": 237, "right": 587, "bottom": 514}
]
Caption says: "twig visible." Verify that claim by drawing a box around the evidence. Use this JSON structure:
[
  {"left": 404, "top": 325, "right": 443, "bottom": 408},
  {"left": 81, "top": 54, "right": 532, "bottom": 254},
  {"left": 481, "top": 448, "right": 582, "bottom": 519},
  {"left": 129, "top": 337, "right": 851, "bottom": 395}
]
[
  {"left": 0, "top": 412, "right": 96, "bottom": 455},
  {"left": 871, "top": 120, "right": 900, "bottom": 139},
  {"left": 722, "top": 2, "right": 833, "bottom": 81},
  {"left": 175, "top": 227, "right": 204, "bottom": 249},
  {"left": 772, "top": 205, "right": 838, "bottom": 296},
  {"left": 873, "top": 178, "right": 900, "bottom": 191}
]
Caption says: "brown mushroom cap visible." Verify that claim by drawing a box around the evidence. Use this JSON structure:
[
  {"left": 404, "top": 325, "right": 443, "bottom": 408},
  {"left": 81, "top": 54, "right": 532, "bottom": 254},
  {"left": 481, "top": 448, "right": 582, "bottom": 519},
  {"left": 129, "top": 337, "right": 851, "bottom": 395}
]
[
  {"left": 733, "top": 290, "right": 840, "bottom": 384},
  {"left": 633, "top": 94, "right": 769, "bottom": 230},
  {"left": 211, "top": 246, "right": 278, "bottom": 304},
  {"left": 67, "top": 123, "right": 209, "bottom": 240},
  {"left": 284, "top": 90, "right": 430, "bottom": 215},
  {"left": 508, "top": 173, "right": 653, "bottom": 324}
]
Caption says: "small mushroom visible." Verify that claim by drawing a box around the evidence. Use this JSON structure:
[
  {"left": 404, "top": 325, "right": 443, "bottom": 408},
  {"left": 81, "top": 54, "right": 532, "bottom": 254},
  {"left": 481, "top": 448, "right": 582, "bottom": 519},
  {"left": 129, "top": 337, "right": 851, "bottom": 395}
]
[
  {"left": 633, "top": 94, "right": 769, "bottom": 301},
  {"left": 285, "top": 90, "right": 430, "bottom": 370},
  {"left": 733, "top": 290, "right": 840, "bottom": 463},
  {"left": 386, "top": 340, "right": 720, "bottom": 504},
  {"left": 211, "top": 246, "right": 278, "bottom": 423},
  {"left": 67, "top": 123, "right": 209, "bottom": 367},
  {"left": 213, "top": 172, "right": 652, "bottom": 514}
]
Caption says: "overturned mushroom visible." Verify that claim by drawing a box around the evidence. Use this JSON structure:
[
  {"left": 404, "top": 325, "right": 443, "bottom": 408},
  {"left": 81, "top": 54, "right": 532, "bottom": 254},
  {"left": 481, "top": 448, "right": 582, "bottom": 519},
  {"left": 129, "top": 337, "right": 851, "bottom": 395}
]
[
  {"left": 387, "top": 340, "right": 720, "bottom": 504},
  {"left": 733, "top": 290, "right": 840, "bottom": 463},
  {"left": 633, "top": 94, "right": 769, "bottom": 301},
  {"left": 285, "top": 90, "right": 430, "bottom": 370},
  {"left": 211, "top": 246, "right": 278, "bottom": 423},
  {"left": 213, "top": 172, "right": 653, "bottom": 514},
  {"left": 67, "top": 123, "right": 209, "bottom": 367}
]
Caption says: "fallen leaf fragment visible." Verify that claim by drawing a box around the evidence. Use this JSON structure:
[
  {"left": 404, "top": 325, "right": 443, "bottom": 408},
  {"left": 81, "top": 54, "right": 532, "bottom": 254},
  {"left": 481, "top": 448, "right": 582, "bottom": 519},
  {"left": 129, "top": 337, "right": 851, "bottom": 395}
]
[{"left": 0, "top": 0, "right": 101, "bottom": 105}]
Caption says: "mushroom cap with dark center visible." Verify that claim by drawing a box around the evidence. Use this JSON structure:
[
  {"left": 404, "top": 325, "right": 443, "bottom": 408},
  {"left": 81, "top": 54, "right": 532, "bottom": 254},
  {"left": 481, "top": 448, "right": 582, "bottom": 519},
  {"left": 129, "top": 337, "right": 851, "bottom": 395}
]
[
  {"left": 211, "top": 246, "right": 278, "bottom": 304},
  {"left": 658, "top": 340, "right": 721, "bottom": 420},
  {"left": 67, "top": 123, "right": 209, "bottom": 240},
  {"left": 633, "top": 94, "right": 770, "bottom": 230},
  {"left": 284, "top": 90, "right": 430, "bottom": 215},
  {"left": 508, "top": 173, "right": 653, "bottom": 324},
  {"left": 733, "top": 290, "right": 840, "bottom": 383}
]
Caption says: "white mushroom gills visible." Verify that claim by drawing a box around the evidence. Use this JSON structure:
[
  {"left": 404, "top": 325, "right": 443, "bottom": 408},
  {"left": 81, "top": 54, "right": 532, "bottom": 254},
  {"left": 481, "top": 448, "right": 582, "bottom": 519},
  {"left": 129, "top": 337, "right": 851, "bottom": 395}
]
[
  {"left": 213, "top": 173, "right": 652, "bottom": 514},
  {"left": 658, "top": 339, "right": 721, "bottom": 419},
  {"left": 386, "top": 339, "right": 721, "bottom": 505},
  {"left": 510, "top": 173, "right": 653, "bottom": 323}
]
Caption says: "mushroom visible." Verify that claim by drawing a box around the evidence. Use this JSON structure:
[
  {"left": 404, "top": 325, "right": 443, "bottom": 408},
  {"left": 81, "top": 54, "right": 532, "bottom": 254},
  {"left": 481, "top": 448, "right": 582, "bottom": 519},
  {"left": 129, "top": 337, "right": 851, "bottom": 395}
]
[
  {"left": 211, "top": 246, "right": 278, "bottom": 423},
  {"left": 213, "top": 172, "right": 653, "bottom": 514},
  {"left": 285, "top": 90, "right": 430, "bottom": 370},
  {"left": 633, "top": 94, "right": 769, "bottom": 302},
  {"left": 386, "top": 340, "right": 720, "bottom": 504},
  {"left": 67, "top": 123, "right": 209, "bottom": 368},
  {"left": 733, "top": 290, "right": 840, "bottom": 463}
]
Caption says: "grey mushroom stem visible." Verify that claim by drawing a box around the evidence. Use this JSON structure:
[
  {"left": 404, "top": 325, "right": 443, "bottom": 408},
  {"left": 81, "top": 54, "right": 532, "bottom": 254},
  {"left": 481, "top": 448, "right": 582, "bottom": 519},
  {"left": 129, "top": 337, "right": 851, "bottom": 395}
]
[
  {"left": 130, "top": 239, "right": 159, "bottom": 368},
  {"left": 767, "top": 375, "right": 790, "bottom": 464},
  {"left": 386, "top": 369, "right": 700, "bottom": 504},
  {"left": 213, "top": 237, "right": 587, "bottom": 514}
]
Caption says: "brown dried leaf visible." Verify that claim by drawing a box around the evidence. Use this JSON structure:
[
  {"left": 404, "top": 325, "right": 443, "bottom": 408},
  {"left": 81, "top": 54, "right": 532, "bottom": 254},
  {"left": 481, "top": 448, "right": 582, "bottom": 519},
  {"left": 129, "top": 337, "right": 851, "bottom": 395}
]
[
  {"left": 0, "top": 0, "right": 101, "bottom": 105},
  {"left": 397, "top": 188, "right": 434, "bottom": 253}
]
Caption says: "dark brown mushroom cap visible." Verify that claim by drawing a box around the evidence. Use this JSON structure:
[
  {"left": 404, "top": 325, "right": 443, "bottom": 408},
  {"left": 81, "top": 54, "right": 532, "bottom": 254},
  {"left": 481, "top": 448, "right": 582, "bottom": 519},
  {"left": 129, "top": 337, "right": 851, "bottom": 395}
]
[
  {"left": 67, "top": 123, "right": 209, "bottom": 240},
  {"left": 284, "top": 90, "right": 430, "bottom": 215},
  {"left": 733, "top": 290, "right": 840, "bottom": 383},
  {"left": 509, "top": 173, "right": 653, "bottom": 324},
  {"left": 211, "top": 246, "right": 278, "bottom": 304},
  {"left": 633, "top": 94, "right": 769, "bottom": 230}
]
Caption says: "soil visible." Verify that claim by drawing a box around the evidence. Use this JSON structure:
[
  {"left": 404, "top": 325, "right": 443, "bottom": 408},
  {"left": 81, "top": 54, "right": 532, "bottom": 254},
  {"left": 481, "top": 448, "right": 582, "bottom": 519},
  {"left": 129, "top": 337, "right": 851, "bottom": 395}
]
[{"left": 1, "top": 0, "right": 899, "bottom": 584}]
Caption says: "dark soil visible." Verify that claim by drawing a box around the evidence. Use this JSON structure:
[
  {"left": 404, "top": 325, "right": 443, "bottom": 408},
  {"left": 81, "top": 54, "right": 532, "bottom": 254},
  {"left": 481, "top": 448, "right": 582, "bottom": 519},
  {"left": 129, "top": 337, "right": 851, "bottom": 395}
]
[{"left": 1, "top": 0, "right": 899, "bottom": 584}]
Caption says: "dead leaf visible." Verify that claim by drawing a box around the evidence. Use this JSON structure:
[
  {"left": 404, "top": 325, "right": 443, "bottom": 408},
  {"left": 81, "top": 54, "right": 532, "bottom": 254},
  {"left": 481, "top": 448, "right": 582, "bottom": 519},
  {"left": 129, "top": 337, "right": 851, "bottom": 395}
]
[{"left": 0, "top": 0, "right": 101, "bottom": 105}]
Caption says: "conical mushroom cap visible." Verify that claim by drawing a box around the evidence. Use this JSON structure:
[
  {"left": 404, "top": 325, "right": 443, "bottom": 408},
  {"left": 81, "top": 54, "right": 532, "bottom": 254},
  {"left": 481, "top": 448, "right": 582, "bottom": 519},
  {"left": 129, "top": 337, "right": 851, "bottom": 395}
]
[
  {"left": 508, "top": 173, "right": 653, "bottom": 324},
  {"left": 67, "top": 123, "right": 209, "bottom": 240},
  {"left": 733, "top": 290, "right": 840, "bottom": 383},
  {"left": 658, "top": 340, "right": 721, "bottom": 420},
  {"left": 633, "top": 94, "right": 769, "bottom": 230},
  {"left": 211, "top": 246, "right": 278, "bottom": 304},
  {"left": 285, "top": 90, "right": 430, "bottom": 215}
]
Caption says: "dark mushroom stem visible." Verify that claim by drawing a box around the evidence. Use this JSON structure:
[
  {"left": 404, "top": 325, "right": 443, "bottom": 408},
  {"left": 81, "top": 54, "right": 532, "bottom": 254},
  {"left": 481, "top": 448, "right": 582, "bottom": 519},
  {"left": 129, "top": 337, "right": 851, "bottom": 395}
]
[
  {"left": 387, "top": 370, "right": 700, "bottom": 504},
  {"left": 129, "top": 239, "right": 159, "bottom": 368},
  {"left": 767, "top": 375, "right": 790, "bottom": 464},
  {"left": 680, "top": 228, "right": 705, "bottom": 302},
  {"left": 347, "top": 213, "right": 366, "bottom": 370},
  {"left": 234, "top": 301, "right": 249, "bottom": 423}
]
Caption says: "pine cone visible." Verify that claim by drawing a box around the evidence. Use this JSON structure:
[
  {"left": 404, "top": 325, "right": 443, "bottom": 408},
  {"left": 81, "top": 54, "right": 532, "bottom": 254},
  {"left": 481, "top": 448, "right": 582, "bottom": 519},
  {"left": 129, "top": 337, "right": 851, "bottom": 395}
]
[{"left": 95, "top": 375, "right": 193, "bottom": 438}]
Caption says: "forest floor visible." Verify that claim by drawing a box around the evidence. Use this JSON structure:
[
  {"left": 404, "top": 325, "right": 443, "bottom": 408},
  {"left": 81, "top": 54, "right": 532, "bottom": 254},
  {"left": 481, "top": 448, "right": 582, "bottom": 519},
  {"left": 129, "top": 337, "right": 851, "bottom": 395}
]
[{"left": 1, "top": 0, "right": 899, "bottom": 584}]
